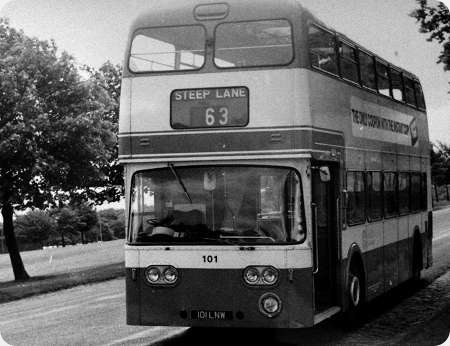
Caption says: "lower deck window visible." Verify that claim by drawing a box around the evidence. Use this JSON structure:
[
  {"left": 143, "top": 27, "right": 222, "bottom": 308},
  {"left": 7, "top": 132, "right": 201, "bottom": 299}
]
[
  {"left": 398, "top": 172, "right": 410, "bottom": 214},
  {"left": 384, "top": 172, "right": 398, "bottom": 217},
  {"left": 128, "top": 166, "right": 306, "bottom": 245},
  {"left": 346, "top": 171, "right": 365, "bottom": 225},
  {"left": 367, "top": 171, "right": 382, "bottom": 220}
]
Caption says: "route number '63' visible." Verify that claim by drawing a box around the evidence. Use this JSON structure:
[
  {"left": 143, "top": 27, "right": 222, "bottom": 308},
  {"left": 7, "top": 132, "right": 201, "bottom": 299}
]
[{"left": 205, "top": 107, "right": 228, "bottom": 126}]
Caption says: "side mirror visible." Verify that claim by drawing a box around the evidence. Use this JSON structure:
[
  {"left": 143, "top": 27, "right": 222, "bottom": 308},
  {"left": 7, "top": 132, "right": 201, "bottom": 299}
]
[
  {"left": 319, "top": 166, "right": 331, "bottom": 182},
  {"left": 203, "top": 172, "right": 216, "bottom": 191}
]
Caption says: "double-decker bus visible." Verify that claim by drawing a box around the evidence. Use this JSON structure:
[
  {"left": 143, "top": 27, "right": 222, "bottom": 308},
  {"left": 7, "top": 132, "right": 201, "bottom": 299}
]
[{"left": 119, "top": 0, "right": 432, "bottom": 328}]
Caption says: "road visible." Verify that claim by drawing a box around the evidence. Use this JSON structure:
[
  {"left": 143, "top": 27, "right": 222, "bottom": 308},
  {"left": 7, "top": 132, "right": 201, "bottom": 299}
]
[{"left": 1, "top": 208, "right": 450, "bottom": 346}]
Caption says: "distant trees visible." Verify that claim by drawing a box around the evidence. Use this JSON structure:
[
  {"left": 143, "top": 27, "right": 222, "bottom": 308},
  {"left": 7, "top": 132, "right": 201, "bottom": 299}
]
[
  {"left": 14, "top": 210, "right": 57, "bottom": 249},
  {"left": 431, "top": 142, "right": 450, "bottom": 201},
  {"left": 0, "top": 19, "right": 121, "bottom": 280},
  {"left": 2, "top": 206, "right": 125, "bottom": 252}
]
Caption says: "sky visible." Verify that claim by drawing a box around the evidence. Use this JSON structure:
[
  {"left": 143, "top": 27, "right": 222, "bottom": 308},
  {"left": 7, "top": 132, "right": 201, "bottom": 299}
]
[{"left": 0, "top": 0, "right": 449, "bottom": 144}]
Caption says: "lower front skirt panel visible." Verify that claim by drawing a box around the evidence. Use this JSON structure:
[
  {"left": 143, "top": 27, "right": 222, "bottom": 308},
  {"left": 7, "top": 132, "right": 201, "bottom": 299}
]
[{"left": 126, "top": 268, "right": 314, "bottom": 328}]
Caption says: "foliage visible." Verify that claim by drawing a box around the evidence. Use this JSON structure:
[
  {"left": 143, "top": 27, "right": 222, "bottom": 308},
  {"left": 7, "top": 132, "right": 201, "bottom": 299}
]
[
  {"left": 431, "top": 142, "right": 450, "bottom": 185},
  {"left": 14, "top": 210, "right": 57, "bottom": 246},
  {"left": 0, "top": 19, "right": 120, "bottom": 280},
  {"left": 411, "top": 1, "right": 450, "bottom": 70},
  {"left": 98, "top": 208, "right": 125, "bottom": 239},
  {"left": 84, "top": 62, "right": 123, "bottom": 204},
  {"left": 50, "top": 204, "right": 99, "bottom": 245}
]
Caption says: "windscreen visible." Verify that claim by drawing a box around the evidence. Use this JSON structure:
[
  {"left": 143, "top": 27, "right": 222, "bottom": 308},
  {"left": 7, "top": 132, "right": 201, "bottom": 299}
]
[
  {"left": 214, "top": 20, "right": 294, "bottom": 68},
  {"left": 129, "top": 25, "right": 206, "bottom": 72},
  {"left": 129, "top": 166, "right": 306, "bottom": 245}
]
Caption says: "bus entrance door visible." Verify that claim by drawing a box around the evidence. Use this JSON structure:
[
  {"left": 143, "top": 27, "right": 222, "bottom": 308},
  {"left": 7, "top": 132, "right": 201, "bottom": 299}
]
[{"left": 311, "top": 164, "right": 338, "bottom": 312}]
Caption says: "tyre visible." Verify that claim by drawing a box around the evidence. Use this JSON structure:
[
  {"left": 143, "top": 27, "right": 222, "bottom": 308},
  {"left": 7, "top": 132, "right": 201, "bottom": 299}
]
[{"left": 342, "top": 262, "right": 365, "bottom": 327}]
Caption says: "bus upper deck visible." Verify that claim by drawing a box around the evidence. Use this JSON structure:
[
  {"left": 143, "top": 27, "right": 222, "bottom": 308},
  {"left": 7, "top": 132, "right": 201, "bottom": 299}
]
[{"left": 119, "top": 0, "right": 428, "bottom": 165}]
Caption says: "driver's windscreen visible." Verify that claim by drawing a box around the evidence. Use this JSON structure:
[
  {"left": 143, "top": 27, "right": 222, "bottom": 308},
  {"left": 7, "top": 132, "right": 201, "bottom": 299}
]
[{"left": 128, "top": 166, "right": 306, "bottom": 245}]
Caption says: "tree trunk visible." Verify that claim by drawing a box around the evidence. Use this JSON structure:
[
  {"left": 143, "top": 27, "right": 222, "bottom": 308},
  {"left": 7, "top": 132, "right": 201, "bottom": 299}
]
[
  {"left": 1, "top": 203, "right": 30, "bottom": 281},
  {"left": 446, "top": 184, "right": 449, "bottom": 201},
  {"left": 61, "top": 232, "right": 66, "bottom": 247},
  {"left": 81, "top": 231, "right": 85, "bottom": 244},
  {"left": 434, "top": 184, "right": 439, "bottom": 202}
]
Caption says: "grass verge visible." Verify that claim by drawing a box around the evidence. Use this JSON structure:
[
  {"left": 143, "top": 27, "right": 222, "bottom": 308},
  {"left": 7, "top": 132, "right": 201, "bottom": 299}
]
[{"left": 0, "top": 261, "right": 124, "bottom": 304}]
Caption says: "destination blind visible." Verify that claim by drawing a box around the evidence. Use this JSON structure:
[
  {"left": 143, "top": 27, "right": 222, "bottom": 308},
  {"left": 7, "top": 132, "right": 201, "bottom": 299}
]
[{"left": 171, "top": 87, "right": 249, "bottom": 129}]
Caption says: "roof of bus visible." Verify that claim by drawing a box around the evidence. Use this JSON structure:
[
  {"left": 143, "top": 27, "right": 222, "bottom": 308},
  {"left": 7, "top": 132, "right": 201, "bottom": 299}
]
[
  {"left": 130, "top": 0, "right": 304, "bottom": 28},
  {"left": 128, "top": 0, "right": 419, "bottom": 81}
]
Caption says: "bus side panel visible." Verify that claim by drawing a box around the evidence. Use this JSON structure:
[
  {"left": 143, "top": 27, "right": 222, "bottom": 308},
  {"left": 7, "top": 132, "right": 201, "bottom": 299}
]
[
  {"left": 398, "top": 238, "right": 411, "bottom": 284},
  {"left": 384, "top": 218, "right": 399, "bottom": 290},
  {"left": 133, "top": 268, "right": 314, "bottom": 328},
  {"left": 126, "top": 268, "right": 141, "bottom": 325}
]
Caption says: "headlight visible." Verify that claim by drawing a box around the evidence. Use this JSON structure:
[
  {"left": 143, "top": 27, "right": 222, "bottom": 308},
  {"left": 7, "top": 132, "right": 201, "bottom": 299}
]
[
  {"left": 244, "top": 267, "right": 260, "bottom": 284},
  {"left": 145, "top": 267, "right": 160, "bottom": 283},
  {"left": 243, "top": 266, "right": 279, "bottom": 286},
  {"left": 259, "top": 293, "right": 282, "bottom": 318},
  {"left": 163, "top": 267, "right": 178, "bottom": 283},
  {"left": 262, "top": 267, "right": 278, "bottom": 284}
]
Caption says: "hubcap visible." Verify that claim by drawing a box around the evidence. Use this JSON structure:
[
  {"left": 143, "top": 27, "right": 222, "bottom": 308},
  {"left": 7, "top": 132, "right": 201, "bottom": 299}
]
[{"left": 349, "top": 274, "right": 360, "bottom": 307}]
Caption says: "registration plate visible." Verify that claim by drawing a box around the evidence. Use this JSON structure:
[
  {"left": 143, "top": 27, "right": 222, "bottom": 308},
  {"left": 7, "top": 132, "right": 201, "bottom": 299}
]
[{"left": 191, "top": 310, "right": 233, "bottom": 321}]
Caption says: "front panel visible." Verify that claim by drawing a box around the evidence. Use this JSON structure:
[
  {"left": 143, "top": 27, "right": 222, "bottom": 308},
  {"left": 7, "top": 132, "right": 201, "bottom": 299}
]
[{"left": 126, "top": 246, "right": 314, "bottom": 328}]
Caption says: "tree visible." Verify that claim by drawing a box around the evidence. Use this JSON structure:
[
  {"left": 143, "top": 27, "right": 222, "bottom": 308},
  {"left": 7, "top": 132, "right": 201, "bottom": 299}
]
[
  {"left": 50, "top": 207, "right": 79, "bottom": 247},
  {"left": 431, "top": 142, "right": 450, "bottom": 200},
  {"left": 14, "top": 210, "right": 57, "bottom": 248},
  {"left": 0, "top": 19, "right": 118, "bottom": 280},
  {"left": 73, "top": 203, "right": 98, "bottom": 244},
  {"left": 411, "top": 1, "right": 450, "bottom": 71},
  {"left": 98, "top": 208, "right": 125, "bottom": 239},
  {"left": 85, "top": 62, "right": 123, "bottom": 203}
]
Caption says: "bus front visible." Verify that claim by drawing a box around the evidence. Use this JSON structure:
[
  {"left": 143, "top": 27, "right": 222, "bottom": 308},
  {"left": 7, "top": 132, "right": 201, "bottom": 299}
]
[{"left": 120, "top": 0, "right": 335, "bottom": 328}]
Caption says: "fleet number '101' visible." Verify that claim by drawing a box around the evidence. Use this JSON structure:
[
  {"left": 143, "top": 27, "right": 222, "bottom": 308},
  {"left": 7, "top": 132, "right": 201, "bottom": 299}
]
[{"left": 203, "top": 255, "right": 218, "bottom": 263}]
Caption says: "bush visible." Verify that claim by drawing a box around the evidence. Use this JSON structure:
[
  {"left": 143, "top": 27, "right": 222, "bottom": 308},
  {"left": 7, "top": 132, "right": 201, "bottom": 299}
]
[
  {"left": 15, "top": 210, "right": 57, "bottom": 248},
  {"left": 98, "top": 209, "right": 125, "bottom": 239}
]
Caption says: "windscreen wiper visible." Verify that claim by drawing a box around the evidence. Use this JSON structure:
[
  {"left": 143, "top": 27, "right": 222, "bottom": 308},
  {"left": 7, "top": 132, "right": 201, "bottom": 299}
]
[{"left": 168, "top": 163, "right": 192, "bottom": 203}]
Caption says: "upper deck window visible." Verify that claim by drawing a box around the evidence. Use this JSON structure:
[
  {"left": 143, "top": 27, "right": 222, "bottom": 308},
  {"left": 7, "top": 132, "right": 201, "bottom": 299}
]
[
  {"left": 338, "top": 41, "right": 358, "bottom": 83},
  {"left": 129, "top": 25, "right": 206, "bottom": 73},
  {"left": 309, "top": 25, "right": 338, "bottom": 75},
  {"left": 214, "top": 20, "right": 293, "bottom": 68},
  {"left": 414, "top": 82, "right": 426, "bottom": 109},
  {"left": 359, "top": 51, "right": 376, "bottom": 90},
  {"left": 390, "top": 68, "right": 404, "bottom": 101},
  {"left": 376, "top": 60, "right": 391, "bottom": 97},
  {"left": 404, "top": 77, "right": 416, "bottom": 106}
]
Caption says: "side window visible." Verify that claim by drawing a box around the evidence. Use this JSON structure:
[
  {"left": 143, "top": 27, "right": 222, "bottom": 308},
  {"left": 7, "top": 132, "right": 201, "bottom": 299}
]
[
  {"left": 383, "top": 172, "right": 398, "bottom": 217},
  {"left": 421, "top": 172, "right": 428, "bottom": 210},
  {"left": 410, "top": 172, "right": 421, "bottom": 212},
  {"left": 415, "top": 82, "right": 426, "bottom": 109},
  {"left": 367, "top": 171, "right": 383, "bottom": 221},
  {"left": 309, "top": 25, "right": 338, "bottom": 75},
  {"left": 376, "top": 60, "right": 391, "bottom": 97},
  {"left": 338, "top": 41, "right": 359, "bottom": 83},
  {"left": 359, "top": 51, "right": 376, "bottom": 90},
  {"left": 404, "top": 77, "right": 416, "bottom": 106},
  {"left": 391, "top": 69, "right": 404, "bottom": 101},
  {"left": 346, "top": 171, "right": 365, "bottom": 225},
  {"left": 398, "top": 172, "right": 410, "bottom": 215}
]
